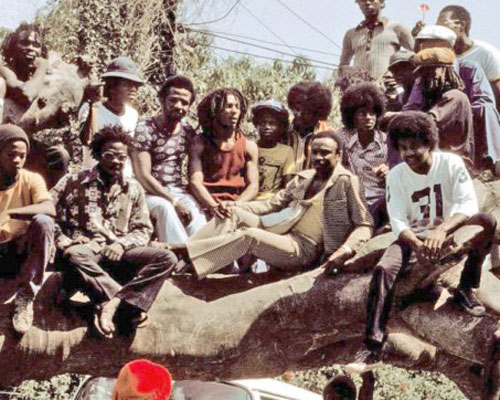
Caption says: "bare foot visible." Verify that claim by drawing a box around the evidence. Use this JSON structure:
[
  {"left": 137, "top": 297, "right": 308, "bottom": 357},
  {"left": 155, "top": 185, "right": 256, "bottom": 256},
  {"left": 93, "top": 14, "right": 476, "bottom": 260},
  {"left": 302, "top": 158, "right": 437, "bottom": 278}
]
[{"left": 94, "top": 297, "right": 121, "bottom": 339}]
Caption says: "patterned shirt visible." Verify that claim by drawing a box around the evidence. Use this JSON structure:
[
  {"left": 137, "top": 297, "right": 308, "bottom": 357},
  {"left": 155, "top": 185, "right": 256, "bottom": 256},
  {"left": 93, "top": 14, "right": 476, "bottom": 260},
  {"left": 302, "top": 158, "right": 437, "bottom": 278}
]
[
  {"left": 340, "top": 129, "right": 388, "bottom": 205},
  {"left": 340, "top": 17, "right": 414, "bottom": 80},
  {"left": 134, "top": 118, "right": 195, "bottom": 189},
  {"left": 51, "top": 167, "right": 153, "bottom": 251}
]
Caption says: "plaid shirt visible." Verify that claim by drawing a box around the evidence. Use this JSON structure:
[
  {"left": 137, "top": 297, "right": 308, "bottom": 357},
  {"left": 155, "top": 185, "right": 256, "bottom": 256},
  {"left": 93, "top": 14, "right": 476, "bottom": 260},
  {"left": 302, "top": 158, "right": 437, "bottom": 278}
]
[{"left": 51, "top": 167, "right": 153, "bottom": 251}]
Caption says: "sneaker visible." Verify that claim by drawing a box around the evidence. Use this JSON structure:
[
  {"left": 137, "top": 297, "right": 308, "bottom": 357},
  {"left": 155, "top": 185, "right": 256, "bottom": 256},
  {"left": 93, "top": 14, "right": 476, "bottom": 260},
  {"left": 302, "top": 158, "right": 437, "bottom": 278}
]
[
  {"left": 12, "top": 291, "right": 34, "bottom": 335},
  {"left": 454, "top": 287, "right": 486, "bottom": 317},
  {"left": 345, "top": 347, "right": 383, "bottom": 374}
]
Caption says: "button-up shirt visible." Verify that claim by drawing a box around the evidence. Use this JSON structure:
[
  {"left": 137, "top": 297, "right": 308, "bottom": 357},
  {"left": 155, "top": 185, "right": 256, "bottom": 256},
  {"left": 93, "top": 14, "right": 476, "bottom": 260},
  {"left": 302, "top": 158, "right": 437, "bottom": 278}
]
[
  {"left": 241, "top": 165, "right": 373, "bottom": 257},
  {"left": 51, "top": 167, "right": 153, "bottom": 251},
  {"left": 340, "top": 17, "right": 414, "bottom": 80},
  {"left": 341, "top": 129, "right": 388, "bottom": 205},
  {"left": 134, "top": 118, "right": 195, "bottom": 189}
]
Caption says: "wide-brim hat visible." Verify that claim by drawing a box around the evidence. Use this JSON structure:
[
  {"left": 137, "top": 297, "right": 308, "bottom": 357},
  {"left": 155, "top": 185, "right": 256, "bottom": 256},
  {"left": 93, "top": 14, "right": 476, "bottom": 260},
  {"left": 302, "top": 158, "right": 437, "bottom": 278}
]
[
  {"left": 101, "top": 56, "right": 143, "bottom": 84},
  {"left": 413, "top": 47, "right": 456, "bottom": 72}
]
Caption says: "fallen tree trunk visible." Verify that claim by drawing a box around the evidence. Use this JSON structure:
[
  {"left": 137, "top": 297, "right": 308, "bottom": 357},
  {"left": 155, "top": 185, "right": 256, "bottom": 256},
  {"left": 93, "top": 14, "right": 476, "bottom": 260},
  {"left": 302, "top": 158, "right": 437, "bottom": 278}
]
[
  {"left": 0, "top": 264, "right": 498, "bottom": 400},
  {"left": 1, "top": 179, "right": 499, "bottom": 398}
]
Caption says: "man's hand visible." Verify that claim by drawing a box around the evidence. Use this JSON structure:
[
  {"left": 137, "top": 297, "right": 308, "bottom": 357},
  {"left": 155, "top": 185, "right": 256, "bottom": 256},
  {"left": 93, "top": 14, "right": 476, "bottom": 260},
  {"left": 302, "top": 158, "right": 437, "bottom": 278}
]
[
  {"left": 212, "top": 202, "right": 233, "bottom": 219},
  {"left": 322, "top": 246, "right": 354, "bottom": 275},
  {"left": 411, "top": 21, "right": 425, "bottom": 37},
  {"left": 101, "top": 242, "right": 125, "bottom": 262},
  {"left": 423, "top": 228, "right": 447, "bottom": 263},
  {"left": 373, "top": 164, "right": 389, "bottom": 179},
  {"left": 72, "top": 235, "right": 90, "bottom": 245},
  {"left": 84, "top": 79, "right": 103, "bottom": 104},
  {"left": 174, "top": 202, "right": 192, "bottom": 225}
]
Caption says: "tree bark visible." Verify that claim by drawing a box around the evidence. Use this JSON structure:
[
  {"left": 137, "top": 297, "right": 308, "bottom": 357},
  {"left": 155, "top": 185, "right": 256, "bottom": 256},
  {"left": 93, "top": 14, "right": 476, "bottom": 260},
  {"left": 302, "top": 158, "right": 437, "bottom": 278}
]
[{"left": 0, "top": 262, "right": 498, "bottom": 399}]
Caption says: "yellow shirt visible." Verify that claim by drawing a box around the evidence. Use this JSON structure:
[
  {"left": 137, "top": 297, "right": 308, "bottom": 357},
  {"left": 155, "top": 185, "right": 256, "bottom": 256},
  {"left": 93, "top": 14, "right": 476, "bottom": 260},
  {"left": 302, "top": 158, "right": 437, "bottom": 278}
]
[
  {"left": 256, "top": 143, "right": 295, "bottom": 200},
  {"left": 0, "top": 169, "right": 52, "bottom": 241},
  {"left": 291, "top": 188, "right": 325, "bottom": 245}
]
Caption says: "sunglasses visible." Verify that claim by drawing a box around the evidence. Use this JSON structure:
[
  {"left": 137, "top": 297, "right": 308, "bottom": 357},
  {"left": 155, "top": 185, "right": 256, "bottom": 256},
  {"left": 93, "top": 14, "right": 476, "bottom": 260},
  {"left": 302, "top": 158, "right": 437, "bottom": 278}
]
[{"left": 101, "top": 151, "right": 128, "bottom": 162}]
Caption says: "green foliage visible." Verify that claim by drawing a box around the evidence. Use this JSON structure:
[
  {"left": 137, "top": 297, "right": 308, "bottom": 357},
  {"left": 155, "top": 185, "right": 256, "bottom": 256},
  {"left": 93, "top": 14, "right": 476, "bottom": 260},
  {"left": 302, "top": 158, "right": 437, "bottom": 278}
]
[
  {"left": 283, "top": 365, "right": 467, "bottom": 400},
  {"left": 0, "top": 2, "right": 469, "bottom": 400},
  {"left": 2, "top": 374, "right": 84, "bottom": 400}
]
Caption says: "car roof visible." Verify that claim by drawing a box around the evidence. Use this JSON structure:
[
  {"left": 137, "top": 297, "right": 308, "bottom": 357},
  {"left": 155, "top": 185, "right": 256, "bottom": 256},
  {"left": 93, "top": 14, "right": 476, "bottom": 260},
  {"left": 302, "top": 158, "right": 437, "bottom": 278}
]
[{"left": 228, "top": 379, "right": 322, "bottom": 400}]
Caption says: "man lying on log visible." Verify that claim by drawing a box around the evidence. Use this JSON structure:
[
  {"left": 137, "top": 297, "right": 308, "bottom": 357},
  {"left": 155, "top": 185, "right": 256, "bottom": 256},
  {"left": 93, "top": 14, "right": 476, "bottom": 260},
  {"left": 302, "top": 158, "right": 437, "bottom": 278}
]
[
  {"left": 50, "top": 125, "right": 178, "bottom": 339},
  {"left": 172, "top": 130, "right": 373, "bottom": 278},
  {"left": 345, "top": 111, "right": 497, "bottom": 374}
]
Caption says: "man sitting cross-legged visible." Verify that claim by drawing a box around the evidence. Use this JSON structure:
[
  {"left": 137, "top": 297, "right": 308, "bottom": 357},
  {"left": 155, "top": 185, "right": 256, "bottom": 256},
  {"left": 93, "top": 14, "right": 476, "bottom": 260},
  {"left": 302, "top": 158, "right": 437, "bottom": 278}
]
[
  {"left": 51, "top": 125, "right": 177, "bottom": 339},
  {"left": 175, "top": 130, "right": 373, "bottom": 279},
  {"left": 346, "top": 111, "right": 496, "bottom": 374},
  {"left": 0, "top": 124, "right": 55, "bottom": 335}
]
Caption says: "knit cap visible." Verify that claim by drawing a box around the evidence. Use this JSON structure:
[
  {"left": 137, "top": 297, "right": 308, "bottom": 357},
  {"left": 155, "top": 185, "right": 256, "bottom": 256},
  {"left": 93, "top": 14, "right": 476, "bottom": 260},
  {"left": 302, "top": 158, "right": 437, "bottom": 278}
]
[{"left": 0, "top": 124, "right": 30, "bottom": 152}]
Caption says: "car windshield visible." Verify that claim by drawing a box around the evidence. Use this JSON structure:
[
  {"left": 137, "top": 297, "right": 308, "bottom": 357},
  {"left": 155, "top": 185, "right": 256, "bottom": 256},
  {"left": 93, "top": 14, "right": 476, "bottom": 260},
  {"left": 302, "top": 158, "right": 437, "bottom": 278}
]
[{"left": 77, "top": 378, "right": 253, "bottom": 400}]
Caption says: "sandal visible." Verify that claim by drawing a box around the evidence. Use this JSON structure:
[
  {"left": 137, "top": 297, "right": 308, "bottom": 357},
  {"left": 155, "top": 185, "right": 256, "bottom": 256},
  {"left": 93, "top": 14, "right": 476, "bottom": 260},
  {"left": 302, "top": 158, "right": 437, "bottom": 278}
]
[
  {"left": 93, "top": 303, "right": 116, "bottom": 339},
  {"left": 131, "top": 312, "right": 148, "bottom": 329}
]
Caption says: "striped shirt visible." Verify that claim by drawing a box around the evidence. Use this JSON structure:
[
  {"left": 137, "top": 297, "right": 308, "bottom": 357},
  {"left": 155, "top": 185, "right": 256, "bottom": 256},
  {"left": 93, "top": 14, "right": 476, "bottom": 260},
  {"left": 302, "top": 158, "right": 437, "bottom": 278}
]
[{"left": 340, "top": 17, "right": 414, "bottom": 80}]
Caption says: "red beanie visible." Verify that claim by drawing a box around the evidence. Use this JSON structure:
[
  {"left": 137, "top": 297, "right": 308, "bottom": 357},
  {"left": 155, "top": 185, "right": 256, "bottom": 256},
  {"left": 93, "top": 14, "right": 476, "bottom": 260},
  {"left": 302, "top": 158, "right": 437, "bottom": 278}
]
[{"left": 113, "top": 359, "right": 172, "bottom": 400}]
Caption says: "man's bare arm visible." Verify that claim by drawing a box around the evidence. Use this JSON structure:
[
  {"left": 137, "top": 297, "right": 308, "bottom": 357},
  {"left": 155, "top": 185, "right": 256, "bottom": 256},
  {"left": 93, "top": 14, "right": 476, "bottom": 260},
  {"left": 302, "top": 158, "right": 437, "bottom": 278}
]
[
  {"left": 131, "top": 150, "right": 175, "bottom": 201},
  {"left": 189, "top": 137, "right": 219, "bottom": 209},
  {"left": 6, "top": 199, "right": 56, "bottom": 219},
  {"left": 236, "top": 139, "right": 259, "bottom": 202},
  {"left": 491, "top": 80, "right": 500, "bottom": 113},
  {"left": 79, "top": 103, "right": 99, "bottom": 146}
]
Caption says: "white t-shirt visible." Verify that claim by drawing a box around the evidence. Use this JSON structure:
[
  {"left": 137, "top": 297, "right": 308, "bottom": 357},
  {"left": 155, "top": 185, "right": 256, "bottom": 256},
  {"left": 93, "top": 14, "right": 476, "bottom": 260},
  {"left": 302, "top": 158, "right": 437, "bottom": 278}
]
[
  {"left": 78, "top": 102, "right": 139, "bottom": 177},
  {"left": 386, "top": 152, "right": 478, "bottom": 237},
  {"left": 457, "top": 40, "right": 500, "bottom": 82}
]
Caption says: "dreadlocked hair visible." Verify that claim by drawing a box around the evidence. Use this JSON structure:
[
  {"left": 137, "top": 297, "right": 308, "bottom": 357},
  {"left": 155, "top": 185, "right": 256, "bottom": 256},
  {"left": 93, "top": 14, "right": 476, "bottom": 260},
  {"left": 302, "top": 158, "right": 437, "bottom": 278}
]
[
  {"left": 422, "top": 66, "right": 465, "bottom": 106},
  {"left": 197, "top": 88, "right": 248, "bottom": 136},
  {"left": 1, "top": 23, "right": 48, "bottom": 69}
]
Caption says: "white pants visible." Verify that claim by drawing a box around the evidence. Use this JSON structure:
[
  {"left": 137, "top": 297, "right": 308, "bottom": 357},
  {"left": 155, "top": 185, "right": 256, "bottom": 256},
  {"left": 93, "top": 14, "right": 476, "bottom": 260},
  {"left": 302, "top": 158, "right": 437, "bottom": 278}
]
[{"left": 146, "top": 187, "right": 207, "bottom": 244}]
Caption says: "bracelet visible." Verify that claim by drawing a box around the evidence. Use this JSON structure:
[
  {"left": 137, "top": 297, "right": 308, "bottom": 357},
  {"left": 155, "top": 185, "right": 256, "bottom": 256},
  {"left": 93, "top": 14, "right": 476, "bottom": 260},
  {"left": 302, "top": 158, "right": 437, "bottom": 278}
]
[{"left": 172, "top": 197, "right": 180, "bottom": 206}]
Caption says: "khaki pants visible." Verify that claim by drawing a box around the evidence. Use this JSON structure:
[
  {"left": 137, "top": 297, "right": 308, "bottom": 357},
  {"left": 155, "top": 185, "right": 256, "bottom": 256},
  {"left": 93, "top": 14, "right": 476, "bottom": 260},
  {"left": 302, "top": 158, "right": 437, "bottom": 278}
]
[{"left": 187, "top": 207, "right": 320, "bottom": 278}]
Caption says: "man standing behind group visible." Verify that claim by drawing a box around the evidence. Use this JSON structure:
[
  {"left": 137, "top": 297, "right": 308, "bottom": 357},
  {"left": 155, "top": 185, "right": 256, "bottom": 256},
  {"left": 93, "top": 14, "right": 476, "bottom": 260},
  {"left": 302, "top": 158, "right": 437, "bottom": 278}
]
[
  {"left": 190, "top": 88, "right": 259, "bottom": 218},
  {"left": 339, "top": 0, "right": 414, "bottom": 80},
  {"left": 132, "top": 75, "right": 206, "bottom": 245},
  {"left": 437, "top": 5, "right": 500, "bottom": 113}
]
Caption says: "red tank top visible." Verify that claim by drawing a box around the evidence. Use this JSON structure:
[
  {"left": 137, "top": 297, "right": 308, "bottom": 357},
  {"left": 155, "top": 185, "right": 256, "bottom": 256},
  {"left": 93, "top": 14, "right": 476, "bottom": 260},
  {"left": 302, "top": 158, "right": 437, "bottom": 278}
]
[{"left": 201, "top": 132, "right": 248, "bottom": 201}]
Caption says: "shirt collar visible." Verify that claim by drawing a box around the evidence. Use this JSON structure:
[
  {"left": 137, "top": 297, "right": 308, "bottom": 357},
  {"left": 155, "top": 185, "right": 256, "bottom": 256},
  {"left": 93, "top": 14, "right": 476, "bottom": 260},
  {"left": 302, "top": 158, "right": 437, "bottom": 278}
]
[
  {"left": 81, "top": 166, "right": 129, "bottom": 189},
  {"left": 346, "top": 129, "right": 385, "bottom": 151},
  {"left": 297, "top": 164, "right": 351, "bottom": 189},
  {"left": 356, "top": 16, "right": 388, "bottom": 31}
]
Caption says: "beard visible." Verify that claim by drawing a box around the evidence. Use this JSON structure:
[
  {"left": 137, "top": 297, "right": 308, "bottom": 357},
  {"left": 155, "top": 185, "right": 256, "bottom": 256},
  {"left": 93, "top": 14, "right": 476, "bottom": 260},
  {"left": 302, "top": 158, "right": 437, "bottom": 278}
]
[{"left": 421, "top": 76, "right": 447, "bottom": 108}]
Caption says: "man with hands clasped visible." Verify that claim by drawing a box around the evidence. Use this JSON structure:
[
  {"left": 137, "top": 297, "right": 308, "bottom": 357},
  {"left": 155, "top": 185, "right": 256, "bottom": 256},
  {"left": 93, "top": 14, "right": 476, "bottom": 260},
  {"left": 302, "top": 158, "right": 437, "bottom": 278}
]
[{"left": 346, "top": 111, "right": 497, "bottom": 375}]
